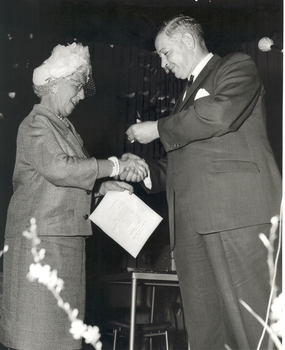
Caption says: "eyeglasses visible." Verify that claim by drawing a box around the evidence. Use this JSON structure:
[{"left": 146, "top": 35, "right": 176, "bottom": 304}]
[
  {"left": 66, "top": 77, "right": 84, "bottom": 92},
  {"left": 64, "top": 77, "right": 85, "bottom": 92}
]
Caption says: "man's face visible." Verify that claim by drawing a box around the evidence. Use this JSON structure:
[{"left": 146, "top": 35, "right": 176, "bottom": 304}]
[{"left": 155, "top": 32, "right": 193, "bottom": 80}]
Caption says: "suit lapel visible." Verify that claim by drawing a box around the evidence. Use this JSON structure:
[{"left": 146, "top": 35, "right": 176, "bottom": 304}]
[
  {"left": 173, "top": 54, "right": 221, "bottom": 114},
  {"left": 178, "top": 67, "right": 210, "bottom": 111},
  {"left": 172, "top": 89, "right": 185, "bottom": 114}
]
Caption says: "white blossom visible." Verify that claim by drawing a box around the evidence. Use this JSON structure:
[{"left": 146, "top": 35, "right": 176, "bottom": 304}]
[
  {"left": 0, "top": 245, "right": 8, "bottom": 257},
  {"left": 83, "top": 325, "right": 101, "bottom": 345},
  {"left": 271, "top": 292, "right": 283, "bottom": 321},
  {"left": 271, "top": 293, "right": 284, "bottom": 339},
  {"left": 70, "top": 319, "right": 88, "bottom": 339}
]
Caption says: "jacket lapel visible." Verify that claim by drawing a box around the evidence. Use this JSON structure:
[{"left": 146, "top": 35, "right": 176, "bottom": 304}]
[
  {"left": 33, "top": 104, "right": 89, "bottom": 158},
  {"left": 66, "top": 120, "right": 90, "bottom": 158},
  {"left": 173, "top": 54, "right": 221, "bottom": 114}
]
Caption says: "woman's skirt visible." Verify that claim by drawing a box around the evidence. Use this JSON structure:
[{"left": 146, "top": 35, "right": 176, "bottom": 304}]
[{"left": 0, "top": 235, "right": 86, "bottom": 350}]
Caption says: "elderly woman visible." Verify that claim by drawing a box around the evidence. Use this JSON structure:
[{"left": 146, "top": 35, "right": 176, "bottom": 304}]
[{"left": 0, "top": 43, "right": 148, "bottom": 350}]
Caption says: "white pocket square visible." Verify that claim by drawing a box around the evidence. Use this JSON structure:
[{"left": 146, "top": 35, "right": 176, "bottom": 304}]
[{"left": 194, "top": 88, "right": 210, "bottom": 100}]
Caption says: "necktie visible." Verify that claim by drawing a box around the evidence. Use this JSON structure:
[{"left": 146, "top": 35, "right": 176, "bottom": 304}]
[
  {"left": 188, "top": 74, "right": 194, "bottom": 86},
  {"left": 182, "top": 74, "right": 194, "bottom": 101}
]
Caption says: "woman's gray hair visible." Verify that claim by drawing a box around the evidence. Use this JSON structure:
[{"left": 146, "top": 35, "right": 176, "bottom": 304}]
[
  {"left": 157, "top": 14, "right": 207, "bottom": 49},
  {"left": 33, "top": 79, "right": 59, "bottom": 98}
]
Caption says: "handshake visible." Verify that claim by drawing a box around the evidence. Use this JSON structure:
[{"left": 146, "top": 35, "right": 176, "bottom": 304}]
[
  {"left": 117, "top": 153, "right": 149, "bottom": 183},
  {"left": 96, "top": 153, "right": 150, "bottom": 197}
]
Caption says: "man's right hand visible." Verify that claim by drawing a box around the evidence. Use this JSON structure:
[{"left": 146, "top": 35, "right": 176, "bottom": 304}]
[{"left": 119, "top": 153, "right": 149, "bottom": 182}]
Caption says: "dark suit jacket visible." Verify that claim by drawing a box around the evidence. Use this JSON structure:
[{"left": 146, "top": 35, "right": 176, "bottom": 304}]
[
  {"left": 148, "top": 53, "right": 281, "bottom": 248},
  {"left": 5, "top": 104, "right": 99, "bottom": 238}
]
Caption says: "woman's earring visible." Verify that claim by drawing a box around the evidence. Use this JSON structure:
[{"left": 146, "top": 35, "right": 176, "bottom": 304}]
[{"left": 51, "top": 85, "right": 58, "bottom": 94}]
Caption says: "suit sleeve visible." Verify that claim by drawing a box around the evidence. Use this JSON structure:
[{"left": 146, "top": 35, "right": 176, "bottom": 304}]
[
  {"left": 158, "top": 54, "right": 263, "bottom": 151},
  {"left": 21, "top": 115, "right": 99, "bottom": 190}
]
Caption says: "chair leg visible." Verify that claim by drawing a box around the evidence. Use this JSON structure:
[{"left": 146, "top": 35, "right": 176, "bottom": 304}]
[
  {"left": 165, "top": 330, "right": 169, "bottom": 350},
  {"left": 113, "top": 328, "right": 118, "bottom": 350}
]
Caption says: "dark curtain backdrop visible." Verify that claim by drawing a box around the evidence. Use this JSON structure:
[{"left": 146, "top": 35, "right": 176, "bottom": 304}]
[{"left": 0, "top": 0, "right": 283, "bottom": 272}]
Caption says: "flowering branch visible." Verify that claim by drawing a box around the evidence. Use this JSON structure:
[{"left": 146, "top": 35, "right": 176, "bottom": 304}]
[
  {"left": 259, "top": 215, "right": 279, "bottom": 292},
  {"left": 239, "top": 214, "right": 283, "bottom": 350},
  {"left": 23, "top": 218, "right": 102, "bottom": 350},
  {"left": 0, "top": 245, "right": 8, "bottom": 257},
  {"left": 239, "top": 299, "right": 282, "bottom": 350}
]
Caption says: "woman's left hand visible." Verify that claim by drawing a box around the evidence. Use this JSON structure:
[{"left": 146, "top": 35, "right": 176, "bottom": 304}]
[{"left": 98, "top": 181, "right": 134, "bottom": 196}]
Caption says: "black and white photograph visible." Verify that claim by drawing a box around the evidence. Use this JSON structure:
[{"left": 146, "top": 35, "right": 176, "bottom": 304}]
[{"left": 0, "top": 0, "right": 283, "bottom": 349}]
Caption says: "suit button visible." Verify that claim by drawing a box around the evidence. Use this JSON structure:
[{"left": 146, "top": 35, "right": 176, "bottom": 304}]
[
  {"left": 86, "top": 190, "right": 91, "bottom": 195},
  {"left": 83, "top": 214, "right": 89, "bottom": 220}
]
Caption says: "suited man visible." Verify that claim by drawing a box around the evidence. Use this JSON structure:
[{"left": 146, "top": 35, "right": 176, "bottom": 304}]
[
  {"left": 0, "top": 43, "right": 148, "bottom": 350},
  {"left": 125, "top": 15, "right": 282, "bottom": 350}
]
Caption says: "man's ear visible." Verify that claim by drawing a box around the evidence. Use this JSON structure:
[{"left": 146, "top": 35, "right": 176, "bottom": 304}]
[{"left": 182, "top": 32, "right": 195, "bottom": 50}]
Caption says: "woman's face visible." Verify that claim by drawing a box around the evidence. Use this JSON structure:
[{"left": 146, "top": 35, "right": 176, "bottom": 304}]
[{"left": 54, "top": 72, "right": 85, "bottom": 117}]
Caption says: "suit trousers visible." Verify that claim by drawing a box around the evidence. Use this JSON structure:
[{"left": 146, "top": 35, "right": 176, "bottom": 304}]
[{"left": 173, "top": 223, "right": 279, "bottom": 350}]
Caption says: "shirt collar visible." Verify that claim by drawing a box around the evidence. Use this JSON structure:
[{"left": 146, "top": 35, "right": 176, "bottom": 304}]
[{"left": 189, "top": 52, "right": 214, "bottom": 81}]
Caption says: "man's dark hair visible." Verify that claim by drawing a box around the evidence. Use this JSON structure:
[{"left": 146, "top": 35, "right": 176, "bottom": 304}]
[{"left": 157, "top": 14, "right": 206, "bottom": 49}]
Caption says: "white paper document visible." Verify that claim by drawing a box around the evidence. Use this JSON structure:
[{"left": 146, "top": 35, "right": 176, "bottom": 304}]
[{"left": 89, "top": 191, "right": 163, "bottom": 258}]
